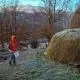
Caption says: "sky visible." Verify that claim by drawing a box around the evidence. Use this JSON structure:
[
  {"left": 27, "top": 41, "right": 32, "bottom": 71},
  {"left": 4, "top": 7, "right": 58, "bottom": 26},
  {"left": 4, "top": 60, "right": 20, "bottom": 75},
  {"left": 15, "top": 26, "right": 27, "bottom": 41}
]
[
  {"left": 20, "top": 0, "right": 42, "bottom": 6},
  {"left": 20, "top": 0, "right": 80, "bottom": 11},
  {"left": 0, "top": 0, "right": 79, "bottom": 11},
  {"left": 20, "top": 0, "right": 79, "bottom": 6}
]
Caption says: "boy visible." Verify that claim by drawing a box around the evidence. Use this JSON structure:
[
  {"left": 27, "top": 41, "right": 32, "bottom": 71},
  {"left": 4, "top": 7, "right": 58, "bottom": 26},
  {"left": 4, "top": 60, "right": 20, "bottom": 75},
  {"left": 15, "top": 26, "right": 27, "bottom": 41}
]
[{"left": 8, "top": 35, "right": 18, "bottom": 66}]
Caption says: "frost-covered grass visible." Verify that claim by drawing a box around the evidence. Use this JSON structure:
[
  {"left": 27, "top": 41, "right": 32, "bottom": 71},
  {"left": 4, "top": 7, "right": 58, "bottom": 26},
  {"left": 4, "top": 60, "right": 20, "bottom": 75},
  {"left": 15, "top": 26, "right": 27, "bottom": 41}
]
[
  {"left": 0, "top": 49, "right": 80, "bottom": 80},
  {"left": 1, "top": 59, "right": 80, "bottom": 80}
]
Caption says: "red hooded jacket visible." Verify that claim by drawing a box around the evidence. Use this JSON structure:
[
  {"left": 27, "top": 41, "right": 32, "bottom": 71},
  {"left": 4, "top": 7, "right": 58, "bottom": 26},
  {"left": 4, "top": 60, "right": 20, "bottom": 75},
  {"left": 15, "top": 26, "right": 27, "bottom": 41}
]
[{"left": 9, "top": 36, "right": 18, "bottom": 52}]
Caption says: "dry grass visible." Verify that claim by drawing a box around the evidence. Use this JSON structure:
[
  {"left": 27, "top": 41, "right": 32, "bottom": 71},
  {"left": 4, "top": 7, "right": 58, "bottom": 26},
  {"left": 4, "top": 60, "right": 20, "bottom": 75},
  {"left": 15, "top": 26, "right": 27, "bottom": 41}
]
[
  {"left": 70, "top": 7, "right": 80, "bottom": 28},
  {"left": 0, "top": 48, "right": 80, "bottom": 80},
  {"left": 47, "top": 28, "right": 80, "bottom": 64}
]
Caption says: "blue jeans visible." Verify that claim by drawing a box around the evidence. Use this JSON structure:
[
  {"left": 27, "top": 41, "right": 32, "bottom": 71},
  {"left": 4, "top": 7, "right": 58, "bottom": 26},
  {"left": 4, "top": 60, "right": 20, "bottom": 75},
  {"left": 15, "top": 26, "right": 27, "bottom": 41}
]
[{"left": 9, "top": 52, "right": 16, "bottom": 65}]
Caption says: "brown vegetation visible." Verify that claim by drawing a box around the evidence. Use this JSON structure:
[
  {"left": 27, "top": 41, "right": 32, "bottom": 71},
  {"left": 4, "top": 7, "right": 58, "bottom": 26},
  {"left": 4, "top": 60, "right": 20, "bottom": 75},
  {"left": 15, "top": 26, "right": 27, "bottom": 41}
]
[
  {"left": 40, "top": 24, "right": 53, "bottom": 42},
  {"left": 70, "top": 7, "right": 80, "bottom": 28}
]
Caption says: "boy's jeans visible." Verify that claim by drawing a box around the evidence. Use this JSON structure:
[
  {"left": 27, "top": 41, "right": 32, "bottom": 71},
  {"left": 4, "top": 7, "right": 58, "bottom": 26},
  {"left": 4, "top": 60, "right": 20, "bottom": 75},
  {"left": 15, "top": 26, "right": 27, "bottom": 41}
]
[{"left": 9, "top": 52, "right": 16, "bottom": 65}]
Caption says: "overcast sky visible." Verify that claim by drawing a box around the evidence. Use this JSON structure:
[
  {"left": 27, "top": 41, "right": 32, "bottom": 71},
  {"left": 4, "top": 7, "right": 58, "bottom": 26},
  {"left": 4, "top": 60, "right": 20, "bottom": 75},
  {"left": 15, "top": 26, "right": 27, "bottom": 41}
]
[
  {"left": 20, "top": 0, "right": 41, "bottom": 6},
  {"left": 20, "top": 0, "right": 79, "bottom": 11},
  {"left": 20, "top": 0, "right": 79, "bottom": 6}
]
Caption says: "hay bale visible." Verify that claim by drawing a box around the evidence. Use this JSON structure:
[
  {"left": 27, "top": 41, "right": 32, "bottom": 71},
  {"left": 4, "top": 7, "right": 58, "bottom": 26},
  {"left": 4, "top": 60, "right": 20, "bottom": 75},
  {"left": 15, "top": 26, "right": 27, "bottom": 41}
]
[
  {"left": 70, "top": 7, "right": 80, "bottom": 28},
  {"left": 47, "top": 28, "right": 80, "bottom": 64}
]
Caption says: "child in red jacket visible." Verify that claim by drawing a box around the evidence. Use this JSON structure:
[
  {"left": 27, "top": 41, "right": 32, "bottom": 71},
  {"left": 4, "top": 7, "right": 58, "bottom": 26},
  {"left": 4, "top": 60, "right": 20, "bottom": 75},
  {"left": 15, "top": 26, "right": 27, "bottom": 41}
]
[{"left": 9, "top": 35, "right": 18, "bottom": 66}]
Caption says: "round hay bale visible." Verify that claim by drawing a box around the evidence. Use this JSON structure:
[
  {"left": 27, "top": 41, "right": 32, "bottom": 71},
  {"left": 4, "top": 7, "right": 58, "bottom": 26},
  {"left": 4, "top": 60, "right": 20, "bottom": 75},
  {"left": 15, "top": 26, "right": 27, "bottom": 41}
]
[
  {"left": 70, "top": 7, "right": 80, "bottom": 28},
  {"left": 47, "top": 28, "right": 80, "bottom": 64}
]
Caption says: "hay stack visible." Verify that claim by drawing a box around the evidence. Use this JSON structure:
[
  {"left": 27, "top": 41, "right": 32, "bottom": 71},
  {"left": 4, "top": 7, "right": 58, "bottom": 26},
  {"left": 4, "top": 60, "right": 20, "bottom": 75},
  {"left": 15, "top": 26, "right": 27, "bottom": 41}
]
[
  {"left": 70, "top": 7, "right": 80, "bottom": 28},
  {"left": 47, "top": 28, "right": 80, "bottom": 64}
]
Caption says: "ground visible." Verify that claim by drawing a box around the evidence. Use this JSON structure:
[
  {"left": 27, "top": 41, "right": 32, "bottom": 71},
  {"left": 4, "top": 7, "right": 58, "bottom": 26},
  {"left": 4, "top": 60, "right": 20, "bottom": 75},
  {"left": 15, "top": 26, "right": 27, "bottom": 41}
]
[{"left": 0, "top": 48, "right": 80, "bottom": 80}]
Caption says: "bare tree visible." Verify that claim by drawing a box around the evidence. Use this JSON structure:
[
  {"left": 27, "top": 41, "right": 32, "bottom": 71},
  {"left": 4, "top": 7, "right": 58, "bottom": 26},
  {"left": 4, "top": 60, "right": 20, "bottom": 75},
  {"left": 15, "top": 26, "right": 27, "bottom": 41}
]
[
  {"left": 0, "top": 0, "right": 20, "bottom": 48},
  {"left": 9, "top": 0, "right": 20, "bottom": 35},
  {"left": 40, "top": 0, "right": 72, "bottom": 33},
  {"left": 0, "top": 0, "right": 7, "bottom": 48},
  {"left": 0, "top": 14, "right": 4, "bottom": 48},
  {"left": 41, "top": 0, "right": 56, "bottom": 41},
  {"left": 40, "top": 23, "right": 53, "bottom": 41}
]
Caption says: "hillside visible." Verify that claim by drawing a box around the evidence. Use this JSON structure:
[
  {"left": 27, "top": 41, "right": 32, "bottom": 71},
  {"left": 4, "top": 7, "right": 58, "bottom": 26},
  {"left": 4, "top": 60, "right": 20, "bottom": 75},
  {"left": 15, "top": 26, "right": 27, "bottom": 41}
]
[{"left": 0, "top": 5, "right": 74, "bottom": 41}]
